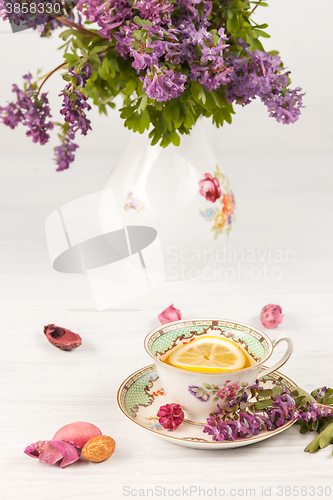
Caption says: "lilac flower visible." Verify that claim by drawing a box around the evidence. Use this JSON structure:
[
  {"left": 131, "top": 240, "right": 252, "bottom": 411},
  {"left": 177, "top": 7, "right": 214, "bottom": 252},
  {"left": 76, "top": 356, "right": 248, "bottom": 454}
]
[
  {"left": 59, "top": 64, "right": 92, "bottom": 136},
  {"left": 140, "top": 67, "right": 187, "bottom": 101},
  {"left": 77, "top": 0, "right": 133, "bottom": 41},
  {"left": 190, "top": 63, "right": 233, "bottom": 91},
  {"left": 0, "top": 101, "right": 23, "bottom": 129},
  {"left": 60, "top": 88, "right": 91, "bottom": 135},
  {"left": 0, "top": 74, "right": 53, "bottom": 145},
  {"left": 226, "top": 41, "right": 304, "bottom": 124},
  {"left": 53, "top": 125, "right": 79, "bottom": 172},
  {"left": 203, "top": 406, "right": 274, "bottom": 442}
]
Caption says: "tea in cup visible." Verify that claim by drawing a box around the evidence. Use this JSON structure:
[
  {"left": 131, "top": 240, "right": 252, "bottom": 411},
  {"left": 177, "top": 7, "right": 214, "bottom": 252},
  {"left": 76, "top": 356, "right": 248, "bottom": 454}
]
[{"left": 144, "top": 319, "right": 293, "bottom": 423}]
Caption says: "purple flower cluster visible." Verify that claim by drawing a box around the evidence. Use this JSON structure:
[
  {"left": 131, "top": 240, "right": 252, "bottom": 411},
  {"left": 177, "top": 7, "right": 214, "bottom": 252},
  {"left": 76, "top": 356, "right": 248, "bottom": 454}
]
[
  {"left": 141, "top": 67, "right": 187, "bottom": 102},
  {"left": 0, "top": 0, "right": 79, "bottom": 36},
  {"left": 226, "top": 41, "right": 304, "bottom": 124},
  {"left": 77, "top": 0, "right": 233, "bottom": 100},
  {"left": 59, "top": 63, "right": 92, "bottom": 136},
  {"left": 203, "top": 383, "right": 333, "bottom": 442},
  {"left": 203, "top": 409, "right": 273, "bottom": 441},
  {"left": 0, "top": 74, "right": 53, "bottom": 145},
  {"left": 53, "top": 125, "right": 79, "bottom": 172},
  {"left": 54, "top": 63, "right": 92, "bottom": 170}
]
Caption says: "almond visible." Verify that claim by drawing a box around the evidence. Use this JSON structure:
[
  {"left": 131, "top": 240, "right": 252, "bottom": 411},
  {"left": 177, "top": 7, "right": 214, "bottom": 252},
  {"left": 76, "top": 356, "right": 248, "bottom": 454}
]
[{"left": 81, "top": 435, "right": 116, "bottom": 463}]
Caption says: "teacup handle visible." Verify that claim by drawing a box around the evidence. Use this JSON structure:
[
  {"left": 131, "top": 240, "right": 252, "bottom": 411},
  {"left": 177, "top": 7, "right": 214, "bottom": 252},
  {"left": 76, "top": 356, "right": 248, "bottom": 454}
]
[{"left": 258, "top": 334, "right": 293, "bottom": 379}]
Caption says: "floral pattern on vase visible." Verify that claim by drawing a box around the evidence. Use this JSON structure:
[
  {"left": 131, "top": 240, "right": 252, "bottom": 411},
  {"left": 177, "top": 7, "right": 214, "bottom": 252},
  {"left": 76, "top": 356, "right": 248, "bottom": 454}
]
[
  {"left": 189, "top": 380, "right": 248, "bottom": 404},
  {"left": 124, "top": 192, "right": 144, "bottom": 212},
  {"left": 199, "top": 165, "right": 235, "bottom": 240}
]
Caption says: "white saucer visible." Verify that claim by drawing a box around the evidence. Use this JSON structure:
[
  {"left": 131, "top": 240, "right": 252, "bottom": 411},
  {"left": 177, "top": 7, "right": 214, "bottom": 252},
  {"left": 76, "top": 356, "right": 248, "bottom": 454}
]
[{"left": 117, "top": 364, "right": 296, "bottom": 449}]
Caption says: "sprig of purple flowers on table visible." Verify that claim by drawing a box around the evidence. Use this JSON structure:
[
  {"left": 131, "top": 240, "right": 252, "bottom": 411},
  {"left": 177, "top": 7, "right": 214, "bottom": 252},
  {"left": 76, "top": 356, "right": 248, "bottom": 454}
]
[
  {"left": 0, "top": 0, "right": 305, "bottom": 170},
  {"left": 202, "top": 382, "right": 333, "bottom": 454}
]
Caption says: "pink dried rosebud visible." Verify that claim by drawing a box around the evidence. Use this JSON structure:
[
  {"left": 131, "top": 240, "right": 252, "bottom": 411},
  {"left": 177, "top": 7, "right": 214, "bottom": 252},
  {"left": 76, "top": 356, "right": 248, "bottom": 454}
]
[
  {"left": 158, "top": 304, "right": 181, "bottom": 325},
  {"left": 44, "top": 324, "right": 82, "bottom": 351},
  {"left": 24, "top": 440, "right": 79, "bottom": 468},
  {"left": 53, "top": 422, "right": 102, "bottom": 449},
  {"left": 260, "top": 304, "right": 284, "bottom": 329},
  {"left": 157, "top": 403, "right": 184, "bottom": 431}
]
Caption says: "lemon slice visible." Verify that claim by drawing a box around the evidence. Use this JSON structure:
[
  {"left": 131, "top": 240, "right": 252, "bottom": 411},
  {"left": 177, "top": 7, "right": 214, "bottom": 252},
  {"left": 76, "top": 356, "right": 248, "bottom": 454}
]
[{"left": 167, "top": 336, "right": 246, "bottom": 372}]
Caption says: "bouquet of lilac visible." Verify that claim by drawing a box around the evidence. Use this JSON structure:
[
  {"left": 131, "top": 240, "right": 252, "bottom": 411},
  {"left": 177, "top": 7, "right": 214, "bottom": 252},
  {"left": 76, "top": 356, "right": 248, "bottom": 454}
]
[{"left": 0, "top": 0, "right": 304, "bottom": 170}]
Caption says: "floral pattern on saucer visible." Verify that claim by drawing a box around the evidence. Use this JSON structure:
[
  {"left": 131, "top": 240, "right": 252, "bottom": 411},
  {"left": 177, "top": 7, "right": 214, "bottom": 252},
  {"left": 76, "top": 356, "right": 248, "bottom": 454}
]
[{"left": 117, "top": 364, "right": 296, "bottom": 450}]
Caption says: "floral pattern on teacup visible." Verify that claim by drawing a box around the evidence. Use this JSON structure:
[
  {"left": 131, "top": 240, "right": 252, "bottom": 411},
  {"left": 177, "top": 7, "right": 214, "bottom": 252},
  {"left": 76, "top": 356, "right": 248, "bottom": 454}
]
[{"left": 189, "top": 380, "right": 248, "bottom": 404}]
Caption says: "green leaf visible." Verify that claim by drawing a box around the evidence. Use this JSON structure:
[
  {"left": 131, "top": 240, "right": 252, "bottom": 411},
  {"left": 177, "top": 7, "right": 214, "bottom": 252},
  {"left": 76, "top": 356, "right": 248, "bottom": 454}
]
[
  {"left": 256, "top": 389, "right": 273, "bottom": 399},
  {"left": 138, "top": 94, "right": 148, "bottom": 113},
  {"left": 172, "top": 104, "right": 182, "bottom": 128},
  {"left": 272, "top": 386, "right": 282, "bottom": 396},
  {"left": 253, "top": 28, "right": 270, "bottom": 38},
  {"left": 59, "top": 29, "right": 75, "bottom": 41},
  {"left": 203, "top": 383, "right": 211, "bottom": 390},
  {"left": 141, "top": 107, "right": 150, "bottom": 130},
  {"left": 90, "top": 45, "right": 109, "bottom": 54},
  {"left": 254, "top": 400, "right": 273, "bottom": 410},
  {"left": 150, "top": 131, "right": 161, "bottom": 146},
  {"left": 181, "top": 103, "right": 194, "bottom": 128},
  {"left": 131, "top": 40, "right": 141, "bottom": 50},
  {"left": 304, "top": 422, "right": 333, "bottom": 453},
  {"left": 132, "top": 30, "right": 143, "bottom": 41},
  {"left": 227, "top": 13, "right": 240, "bottom": 33},
  {"left": 294, "top": 387, "right": 317, "bottom": 404},
  {"left": 119, "top": 106, "right": 135, "bottom": 119},
  {"left": 125, "top": 79, "right": 137, "bottom": 95},
  {"left": 64, "top": 52, "right": 79, "bottom": 64},
  {"left": 133, "top": 16, "right": 152, "bottom": 27},
  {"left": 98, "top": 66, "right": 109, "bottom": 80}
]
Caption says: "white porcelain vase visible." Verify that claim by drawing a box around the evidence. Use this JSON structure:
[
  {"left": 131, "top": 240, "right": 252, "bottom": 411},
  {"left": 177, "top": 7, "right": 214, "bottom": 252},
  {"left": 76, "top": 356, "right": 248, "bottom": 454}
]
[{"left": 104, "top": 120, "right": 235, "bottom": 280}]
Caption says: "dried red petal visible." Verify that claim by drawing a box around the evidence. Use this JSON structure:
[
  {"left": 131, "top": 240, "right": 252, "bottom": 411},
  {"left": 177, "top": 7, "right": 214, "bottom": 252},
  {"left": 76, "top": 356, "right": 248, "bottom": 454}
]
[
  {"left": 260, "top": 304, "right": 284, "bottom": 329},
  {"left": 157, "top": 403, "right": 184, "bottom": 430},
  {"left": 44, "top": 324, "right": 82, "bottom": 351},
  {"left": 24, "top": 440, "right": 79, "bottom": 468},
  {"left": 158, "top": 305, "right": 182, "bottom": 325}
]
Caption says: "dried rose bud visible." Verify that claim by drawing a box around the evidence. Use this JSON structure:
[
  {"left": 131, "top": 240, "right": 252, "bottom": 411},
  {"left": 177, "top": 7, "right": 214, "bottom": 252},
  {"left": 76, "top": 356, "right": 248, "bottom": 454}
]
[
  {"left": 157, "top": 403, "right": 184, "bottom": 431},
  {"left": 158, "top": 304, "right": 181, "bottom": 325},
  {"left": 24, "top": 440, "right": 79, "bottom": 468},
  {"left": 44, "top": 324, "right": 82, "bottom": 351},
  {"left": 260, "top": 304, "right": 284, "bottom": 329},
  {"left": 53, "top": 422, "right": 102, "bottom": 449}
]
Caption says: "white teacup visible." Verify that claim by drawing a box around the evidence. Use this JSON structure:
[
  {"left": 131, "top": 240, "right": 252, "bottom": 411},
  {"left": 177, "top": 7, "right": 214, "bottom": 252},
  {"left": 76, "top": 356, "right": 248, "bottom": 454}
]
[{"left": 144, "top": 318, "right": 293, "bottom": 423}]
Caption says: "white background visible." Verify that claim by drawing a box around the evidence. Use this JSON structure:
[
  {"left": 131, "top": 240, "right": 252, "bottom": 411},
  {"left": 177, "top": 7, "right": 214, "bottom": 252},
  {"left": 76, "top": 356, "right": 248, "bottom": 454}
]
[{"left": 1, "top": 1, "right": 333, "bottom": 499}]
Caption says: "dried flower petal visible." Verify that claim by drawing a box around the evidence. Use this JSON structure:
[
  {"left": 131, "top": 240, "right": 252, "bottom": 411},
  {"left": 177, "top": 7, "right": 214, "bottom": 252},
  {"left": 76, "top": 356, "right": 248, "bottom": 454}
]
[
  {"left": 24, "top": 440, "right": 79, "bottom": 468},
  {"left": 44, "top": 324, "right": 82, "bottom": 351},
  {"left": 157, "top": 403, "right": 184, "bottom": 430},
  {"left": 158, "top": 304, "right": 181, "bottom": 325},
  {"left": 53, "top": 422, "right": 102, "bottom": 449},
  {"left": 260, "top": 304, "right": 284, "bottom": 329}
]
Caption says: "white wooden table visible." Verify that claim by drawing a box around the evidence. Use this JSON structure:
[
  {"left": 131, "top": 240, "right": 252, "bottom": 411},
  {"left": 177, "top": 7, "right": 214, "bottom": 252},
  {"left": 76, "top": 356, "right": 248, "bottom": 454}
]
[{"left": 1, "top": 147, "right": 332, "bottom": 500}]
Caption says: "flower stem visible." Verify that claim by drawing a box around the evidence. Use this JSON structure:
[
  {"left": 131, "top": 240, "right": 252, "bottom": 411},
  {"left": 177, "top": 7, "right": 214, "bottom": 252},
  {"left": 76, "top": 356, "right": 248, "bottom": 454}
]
[
  {"left": 37, "top": 62, "right": 69, "bottom": 96},
  {"left": 54, "top": 16, "right": 99, "bottom": 38},
  {"left": 249, "top": 0, "right": 263, "bottom": 15}
]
